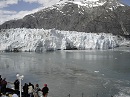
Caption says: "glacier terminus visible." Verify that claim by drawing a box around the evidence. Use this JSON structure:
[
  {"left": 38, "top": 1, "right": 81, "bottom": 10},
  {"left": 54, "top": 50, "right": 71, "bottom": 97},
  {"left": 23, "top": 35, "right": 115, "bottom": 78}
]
[{"left": 0, "top": 28, "right": 129, "bottom": 52}]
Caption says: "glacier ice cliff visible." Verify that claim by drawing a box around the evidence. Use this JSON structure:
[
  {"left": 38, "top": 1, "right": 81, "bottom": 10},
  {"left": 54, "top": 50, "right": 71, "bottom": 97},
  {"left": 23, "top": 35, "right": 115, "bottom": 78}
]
[{"left": 0, "top": 28, "right": 128, "bottom": 52}]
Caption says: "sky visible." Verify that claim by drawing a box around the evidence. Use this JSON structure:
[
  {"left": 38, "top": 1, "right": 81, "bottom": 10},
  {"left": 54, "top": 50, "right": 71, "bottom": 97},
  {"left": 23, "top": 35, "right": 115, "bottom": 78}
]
[{"left": 0, "top": 0, "right": 130, "bottom": 24}]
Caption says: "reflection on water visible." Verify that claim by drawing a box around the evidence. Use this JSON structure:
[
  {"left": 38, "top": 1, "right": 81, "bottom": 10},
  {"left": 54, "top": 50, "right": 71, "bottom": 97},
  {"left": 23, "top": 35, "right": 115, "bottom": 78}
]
[{"left": 0, "top": 48, "right": 130, "bottom": 97}]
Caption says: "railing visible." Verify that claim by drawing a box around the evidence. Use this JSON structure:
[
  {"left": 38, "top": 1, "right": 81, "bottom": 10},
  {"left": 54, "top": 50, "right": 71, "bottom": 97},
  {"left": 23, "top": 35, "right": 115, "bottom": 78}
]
[{"left": 67, "top": 93, "right": 114, "bottom": 97}]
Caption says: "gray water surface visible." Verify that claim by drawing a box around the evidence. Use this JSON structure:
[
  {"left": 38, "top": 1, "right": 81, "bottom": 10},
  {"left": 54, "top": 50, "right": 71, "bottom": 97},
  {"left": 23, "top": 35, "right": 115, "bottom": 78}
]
[{"left": 0, "top": 47, "right": 130, "bottom": 97}]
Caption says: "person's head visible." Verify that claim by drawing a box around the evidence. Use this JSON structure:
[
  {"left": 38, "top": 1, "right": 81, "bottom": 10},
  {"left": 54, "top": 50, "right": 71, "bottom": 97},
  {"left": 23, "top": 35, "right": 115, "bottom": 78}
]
[
  {"left": 29, "top": 82, "right": 32, "bottom": 85},
  {"left": 44, "top": 84, "right": 47, "bottom": 87},
  {"left": 36, "top": 84, "right": 39, "bottom": 87}
]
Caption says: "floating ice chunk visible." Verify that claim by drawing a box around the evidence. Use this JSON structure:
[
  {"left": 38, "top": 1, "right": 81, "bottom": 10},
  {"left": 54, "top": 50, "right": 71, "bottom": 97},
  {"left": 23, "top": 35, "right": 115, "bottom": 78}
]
[
  {"left": 94, "top": 71, "right": 99, "bottom": 73},
  {"left": 115, "top": 58, "right": 117, "bottom": 59}
]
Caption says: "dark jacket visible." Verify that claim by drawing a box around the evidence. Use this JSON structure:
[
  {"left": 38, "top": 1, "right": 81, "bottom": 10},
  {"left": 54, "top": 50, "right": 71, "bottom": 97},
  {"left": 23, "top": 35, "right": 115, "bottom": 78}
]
[
  {"left": 14, "top": 79, "right": 19, "bottom": 90},
  {"left": 42, "top": 87, "right": 49, "bottom": 95}
]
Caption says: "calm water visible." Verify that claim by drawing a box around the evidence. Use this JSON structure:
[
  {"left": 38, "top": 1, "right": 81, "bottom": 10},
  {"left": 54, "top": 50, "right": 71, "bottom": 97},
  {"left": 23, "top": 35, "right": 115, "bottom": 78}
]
[{"left": 0, "top": 47, "right": 130, "bottom": 97}]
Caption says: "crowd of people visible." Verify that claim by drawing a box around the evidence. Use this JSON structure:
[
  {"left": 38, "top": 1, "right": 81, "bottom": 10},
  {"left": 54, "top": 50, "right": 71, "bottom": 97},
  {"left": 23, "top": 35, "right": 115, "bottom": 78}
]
[{"left": 0, "top": 75, "right": 49, "bottom": 97}]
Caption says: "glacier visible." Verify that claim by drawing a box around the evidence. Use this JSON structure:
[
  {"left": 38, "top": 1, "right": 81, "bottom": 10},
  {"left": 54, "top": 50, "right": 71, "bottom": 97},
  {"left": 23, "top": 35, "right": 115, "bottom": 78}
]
[{"left": 0, "top": 28, "right": 129, "bottom": 52}]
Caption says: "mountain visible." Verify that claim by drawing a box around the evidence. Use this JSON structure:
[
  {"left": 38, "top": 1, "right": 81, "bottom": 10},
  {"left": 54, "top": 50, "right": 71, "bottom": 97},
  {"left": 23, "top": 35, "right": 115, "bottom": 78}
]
[
  {"left": 0, "top": 0, "right": 130, "bottom": 51},
  {"left": 0, "top": 0, "right": 130, "bottom": 36}
]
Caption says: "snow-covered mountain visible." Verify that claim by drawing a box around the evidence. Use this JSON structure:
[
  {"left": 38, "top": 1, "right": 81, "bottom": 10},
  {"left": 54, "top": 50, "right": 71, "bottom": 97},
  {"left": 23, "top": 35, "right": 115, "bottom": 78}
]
[
  {"left": 0, "top": 0, "right": 130, "bottom": 52},
  {"left": 0, "top": 0, "right": 130, "bottom": 36},
  {"left": 0, "top": 28, "right": 128, "bottom": 52},
  {"left": 58, "top": 0, "right": 124, "bottom": 8}
]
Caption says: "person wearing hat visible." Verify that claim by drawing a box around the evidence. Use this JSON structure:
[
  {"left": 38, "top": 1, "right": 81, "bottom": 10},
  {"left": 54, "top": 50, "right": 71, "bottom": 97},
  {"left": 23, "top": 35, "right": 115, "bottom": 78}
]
[{"left": 42, "top": 84, "right": 49, "bottom": 97}]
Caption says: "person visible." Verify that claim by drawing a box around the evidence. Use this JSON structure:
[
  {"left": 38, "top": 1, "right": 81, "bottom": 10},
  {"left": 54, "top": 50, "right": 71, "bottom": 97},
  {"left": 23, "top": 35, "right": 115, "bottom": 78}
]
[
  {"left": 1, "top": 78, "right": 7, "bottom": 94},
  {"left": 14, "top": 79, "right": 19, "bottom": 90},
  {"left": 42, "top": 84, "right": 49, "bottom": 97},
  {"left": 33, "top": 84, "right": 41, "bottom": 97},
  {"left": 12, "top": 92, "right": 19, "bottom": 97},
  {"left": 0, "top": 76, "right": 2, "bottom": 94},
  {"left": 23, "top": 83, "right": 28, "bottom": 97},
  {"left": 28, "top": 82, "right": 34, "bottom": 97},
  {"left": 0, "top": 75, "right": 1, "bottom": 78}
]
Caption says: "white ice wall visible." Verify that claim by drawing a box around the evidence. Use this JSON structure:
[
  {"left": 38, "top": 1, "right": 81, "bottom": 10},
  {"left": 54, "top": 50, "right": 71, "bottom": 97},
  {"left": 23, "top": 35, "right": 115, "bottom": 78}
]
[{"left": 0, "top": 28, "right": 126, "bottom": 52}]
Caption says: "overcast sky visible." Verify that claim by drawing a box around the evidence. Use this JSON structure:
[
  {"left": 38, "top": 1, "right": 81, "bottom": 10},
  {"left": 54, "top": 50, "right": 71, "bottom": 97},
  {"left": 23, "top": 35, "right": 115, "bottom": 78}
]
[{"left": 0, "top": 0, "right": 130, "bottom": 24}]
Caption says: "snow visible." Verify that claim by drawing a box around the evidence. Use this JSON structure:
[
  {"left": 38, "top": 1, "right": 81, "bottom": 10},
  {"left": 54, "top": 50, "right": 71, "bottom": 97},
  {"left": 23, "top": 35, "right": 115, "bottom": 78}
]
[
  {"left": 45, "top": 0, "right": 125, "bottom": 15},
  {"left": 0, "top": 28, "right": 128, "bottom": 52},
  {"left": 58, "top": 0, "right": 106, "bottom": 8}
]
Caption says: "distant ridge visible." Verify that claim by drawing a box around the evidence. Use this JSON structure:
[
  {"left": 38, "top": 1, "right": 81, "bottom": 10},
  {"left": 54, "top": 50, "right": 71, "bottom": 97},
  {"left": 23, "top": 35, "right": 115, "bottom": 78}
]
[{"left": 0, "top": 0, "right": 130, "bottom": 36}]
